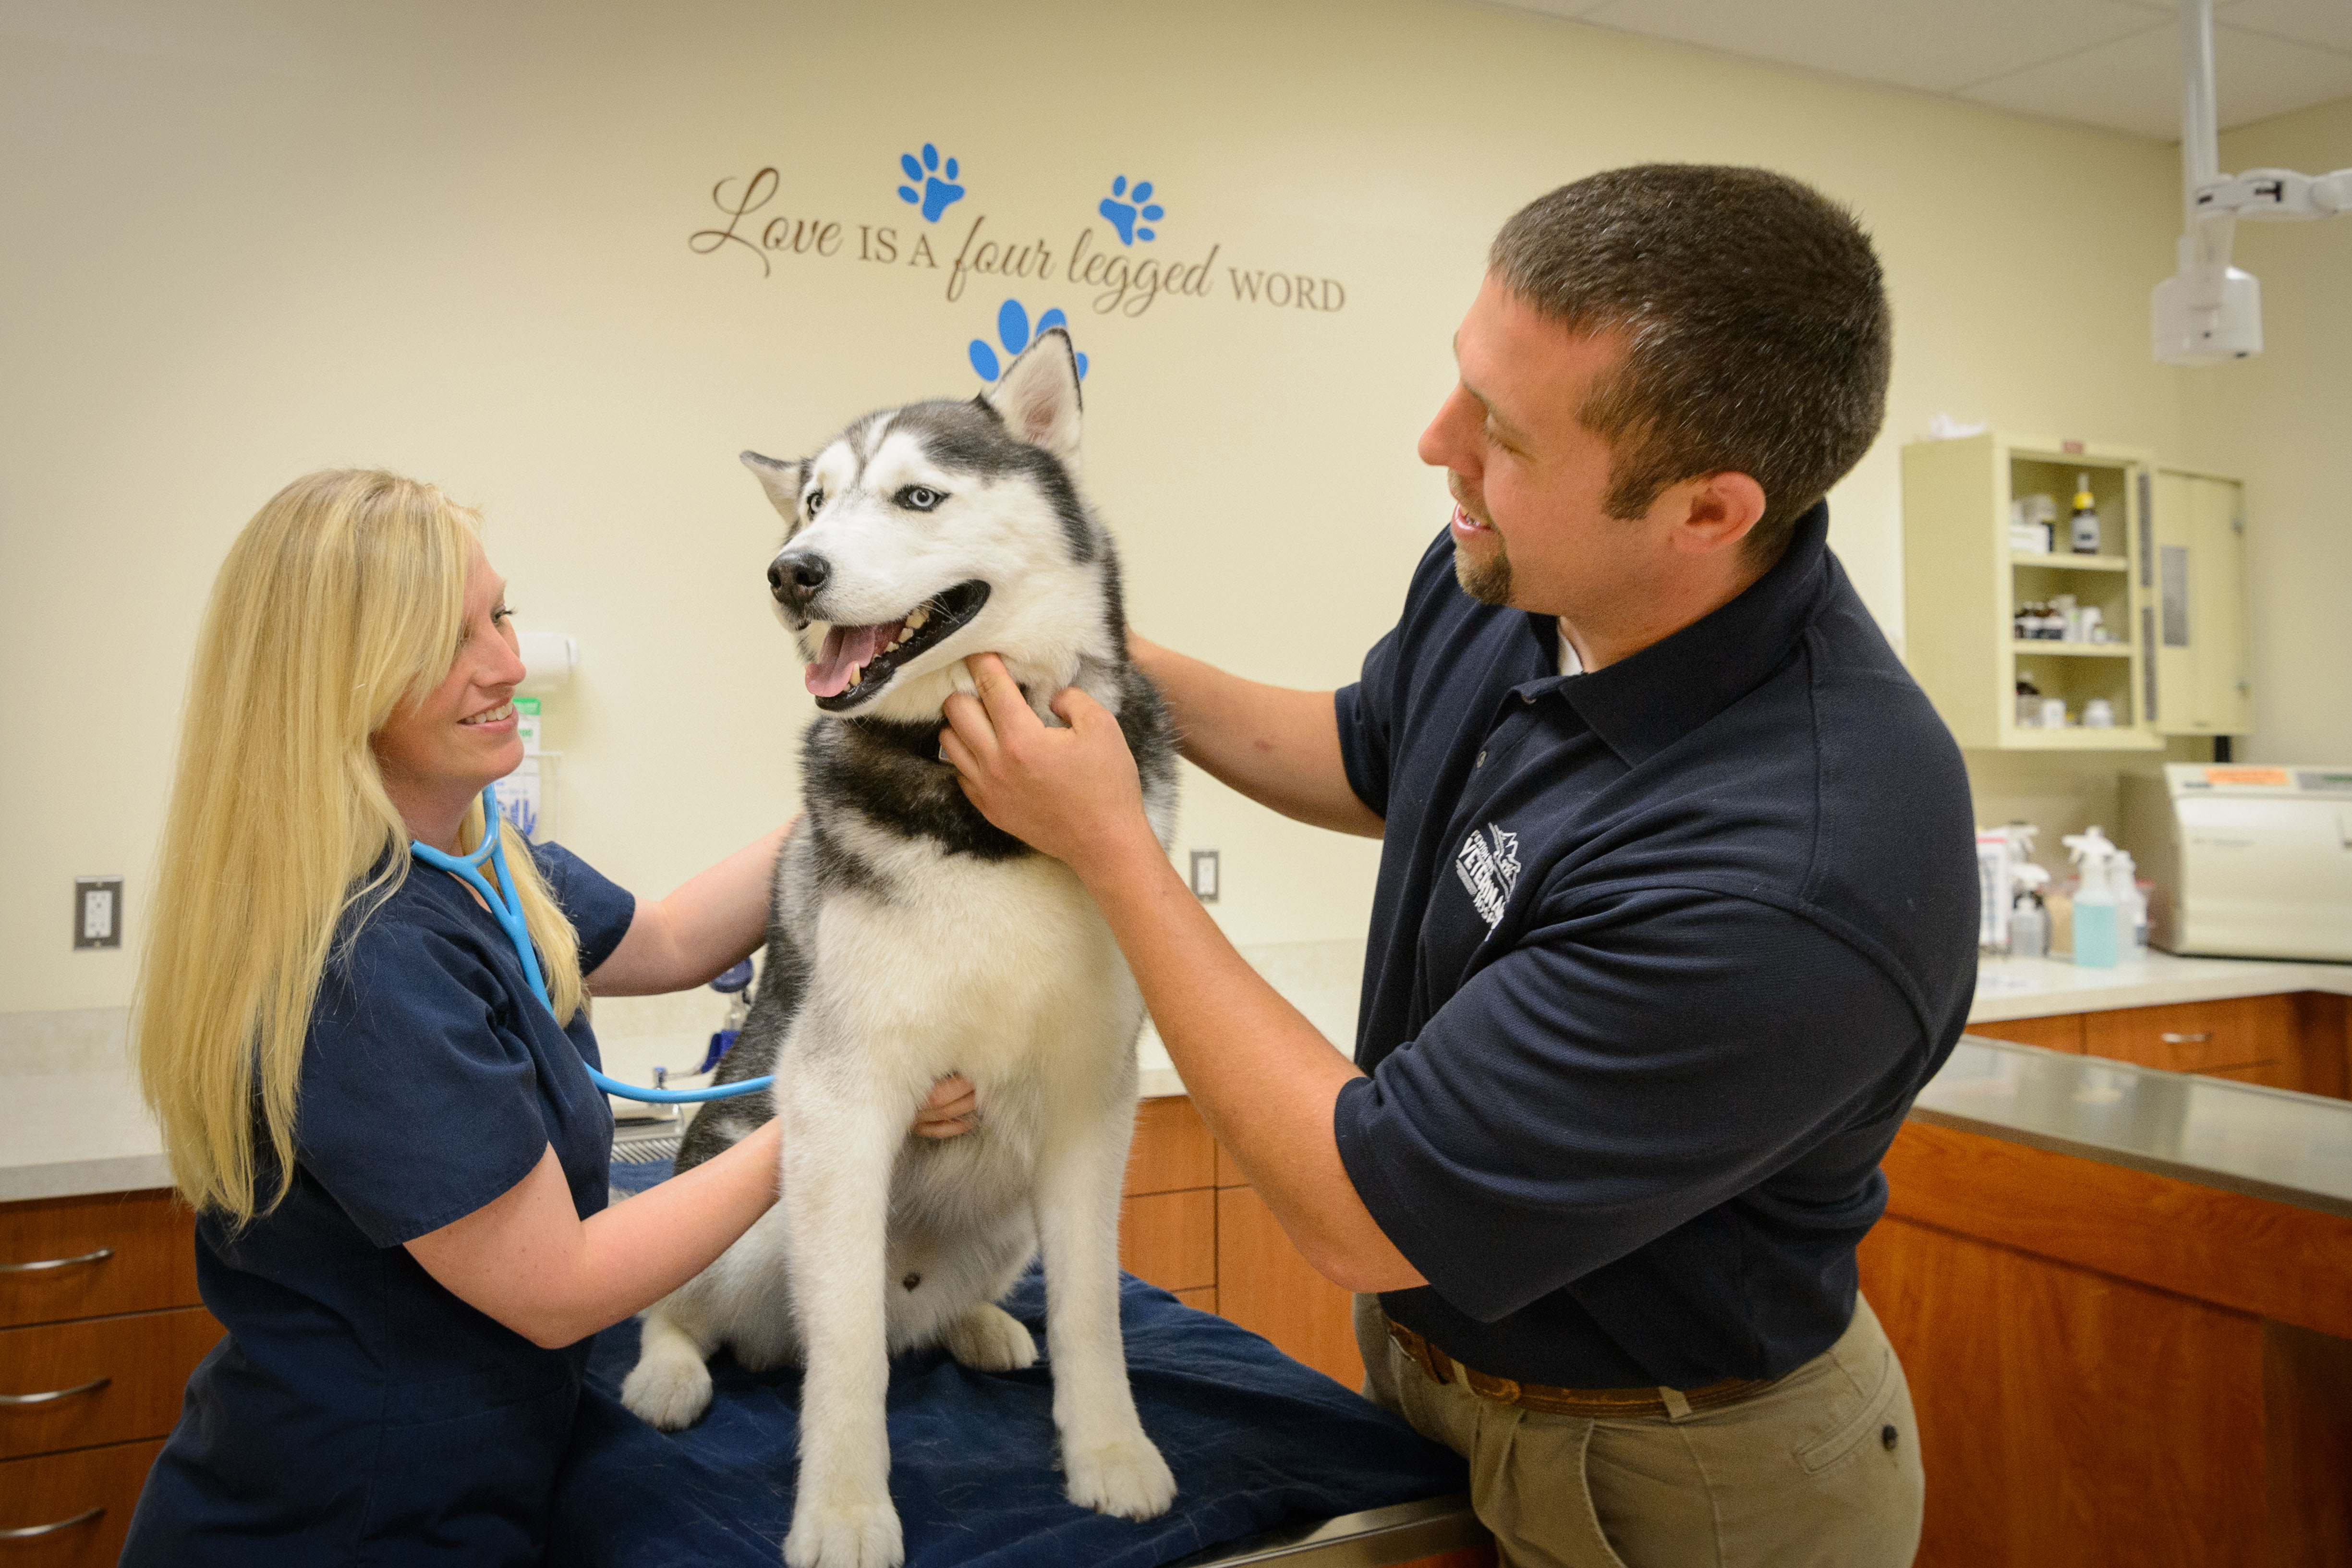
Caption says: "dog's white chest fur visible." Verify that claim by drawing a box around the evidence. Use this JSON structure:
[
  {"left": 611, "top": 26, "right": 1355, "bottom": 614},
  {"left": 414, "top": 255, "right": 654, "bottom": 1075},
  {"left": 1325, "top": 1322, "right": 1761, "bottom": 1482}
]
[{"left": 811, "top": 813, "right": 1141, "bottom": 1098}]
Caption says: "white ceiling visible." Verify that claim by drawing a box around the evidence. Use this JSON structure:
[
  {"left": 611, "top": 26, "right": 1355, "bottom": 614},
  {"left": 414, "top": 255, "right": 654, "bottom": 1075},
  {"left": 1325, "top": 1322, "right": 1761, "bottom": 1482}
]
[{"left": 1487, "top": 0, "right": 2352, "bottom": 139}]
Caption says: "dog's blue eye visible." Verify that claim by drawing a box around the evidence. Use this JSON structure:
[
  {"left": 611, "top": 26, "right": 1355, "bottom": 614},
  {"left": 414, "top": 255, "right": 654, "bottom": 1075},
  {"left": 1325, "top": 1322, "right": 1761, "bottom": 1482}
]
[
  {"left": 806, "top": 489, "right": 825, "bottom": 516},
  {"left": 897, "top": 486, "right": 945, "bottom": 511}
]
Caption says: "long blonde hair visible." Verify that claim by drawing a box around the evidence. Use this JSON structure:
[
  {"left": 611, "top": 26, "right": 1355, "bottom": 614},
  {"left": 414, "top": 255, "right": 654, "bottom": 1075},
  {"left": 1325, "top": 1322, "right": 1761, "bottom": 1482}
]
[{"left": 136, "top": 470, "right": 585, "bottom": 1225}]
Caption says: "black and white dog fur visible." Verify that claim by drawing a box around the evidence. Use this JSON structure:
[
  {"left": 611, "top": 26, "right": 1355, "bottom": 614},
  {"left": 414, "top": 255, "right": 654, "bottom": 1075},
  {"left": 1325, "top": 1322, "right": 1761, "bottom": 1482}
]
[{"left": 618, "top": 330, "right": 1180, "bottom": 1568}]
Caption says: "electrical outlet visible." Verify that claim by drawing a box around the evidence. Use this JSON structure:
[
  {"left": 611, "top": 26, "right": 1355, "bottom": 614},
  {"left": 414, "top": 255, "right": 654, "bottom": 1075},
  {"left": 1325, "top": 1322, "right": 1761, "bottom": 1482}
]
[
  {"left": 1188, "top": 849, "right": 1220, "bottom": 903},
  {"left": 74, "top": 877, "right": 123, "bottom": 949}
]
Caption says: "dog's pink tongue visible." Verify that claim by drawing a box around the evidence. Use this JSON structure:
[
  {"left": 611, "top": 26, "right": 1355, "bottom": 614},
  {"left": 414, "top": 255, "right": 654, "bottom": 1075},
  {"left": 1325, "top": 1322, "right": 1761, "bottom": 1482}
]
[{"left": 806, "top": 622, "right": 892, "bottom": 698}]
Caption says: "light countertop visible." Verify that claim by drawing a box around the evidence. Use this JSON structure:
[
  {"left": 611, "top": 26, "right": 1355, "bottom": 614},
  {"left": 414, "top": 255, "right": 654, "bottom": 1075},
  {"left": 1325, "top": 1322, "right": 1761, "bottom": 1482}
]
[
  {"left": 10, "top": 941, "right": 2349, "bottom": 1204},
  {"left": 0, "top": 1008, "right": 172, "bottom": 1201},
  {"left": 1970, "top": 949, "right": 2352, "bottom": 1021}
]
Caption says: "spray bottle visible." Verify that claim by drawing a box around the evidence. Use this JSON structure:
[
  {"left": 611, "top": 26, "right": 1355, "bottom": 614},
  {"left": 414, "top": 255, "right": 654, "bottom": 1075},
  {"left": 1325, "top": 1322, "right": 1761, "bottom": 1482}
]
[{"left": 2063, "top": 827, "right": 2120, "bottom": 967}]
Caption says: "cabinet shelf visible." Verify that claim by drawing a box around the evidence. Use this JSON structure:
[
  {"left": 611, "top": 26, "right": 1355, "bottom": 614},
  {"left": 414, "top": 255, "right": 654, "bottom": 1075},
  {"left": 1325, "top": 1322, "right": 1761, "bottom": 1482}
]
[
  {"left": 1902, "top": 432, "right": 2158, "bottom": 750},
  {"left": 2012, "top": 552, "right": 2129, "bottom": 572},
  {"left": 2013, "top": 642, "right": 2132, "bottom": 657}
]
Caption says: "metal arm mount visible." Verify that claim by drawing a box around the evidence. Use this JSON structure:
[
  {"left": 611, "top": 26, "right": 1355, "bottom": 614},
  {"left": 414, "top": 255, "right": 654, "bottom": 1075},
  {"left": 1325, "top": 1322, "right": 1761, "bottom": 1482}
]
[
  {"left": 2193, "top": 168, "right": 2352, "bottom": 222},
  {"left": 2154, "top": 0, "right": 2346, "bottom": 363}
]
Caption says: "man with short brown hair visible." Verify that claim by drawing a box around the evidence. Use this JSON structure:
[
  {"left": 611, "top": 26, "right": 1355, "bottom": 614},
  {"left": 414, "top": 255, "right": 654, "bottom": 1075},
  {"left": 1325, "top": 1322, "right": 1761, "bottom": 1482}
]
[{"left": 941, "top": 164, "right": 1978, "bottom": 1566}]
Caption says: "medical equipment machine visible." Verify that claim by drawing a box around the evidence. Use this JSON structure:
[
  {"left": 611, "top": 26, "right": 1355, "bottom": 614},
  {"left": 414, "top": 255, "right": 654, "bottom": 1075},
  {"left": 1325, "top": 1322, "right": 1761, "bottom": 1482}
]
[{"left": 2116, "top": 765, "right": 2352, "bottom": 961}]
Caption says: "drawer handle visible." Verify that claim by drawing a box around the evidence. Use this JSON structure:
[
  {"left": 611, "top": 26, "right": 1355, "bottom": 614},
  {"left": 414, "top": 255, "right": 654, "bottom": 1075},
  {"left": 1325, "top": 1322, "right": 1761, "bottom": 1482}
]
[
  {"left": 0, "top": 1246, "right": 114, "bottom": 1275},
  {"left": 0, "top": 1506, "right": 103, "bottom": 1540},
  {"left": 2161, "top": 1032, "right": 2214, "bottom": 1044},
  {"left": 0, "top": 1375, "right": 109, "bottom": 1407}
]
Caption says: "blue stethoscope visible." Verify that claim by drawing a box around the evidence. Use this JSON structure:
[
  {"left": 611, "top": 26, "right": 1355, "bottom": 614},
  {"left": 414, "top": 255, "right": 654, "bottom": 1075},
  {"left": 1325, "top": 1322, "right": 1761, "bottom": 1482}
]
[{"left": 410, "top": 783, "right": 773, "bottom": 1104}]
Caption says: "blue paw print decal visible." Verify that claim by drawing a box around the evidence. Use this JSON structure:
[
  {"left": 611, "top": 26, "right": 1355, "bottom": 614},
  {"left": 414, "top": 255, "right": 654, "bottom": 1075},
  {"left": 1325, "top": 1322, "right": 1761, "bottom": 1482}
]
[
  {"left": 1097, "top": 175, "right": 1164, "bottom": 246},
  {"left": 969, "top": 299, "right": 1089, "bottom": 383},
  {"left": 897, "top": 144, "right": 965, "bottom": 223}
]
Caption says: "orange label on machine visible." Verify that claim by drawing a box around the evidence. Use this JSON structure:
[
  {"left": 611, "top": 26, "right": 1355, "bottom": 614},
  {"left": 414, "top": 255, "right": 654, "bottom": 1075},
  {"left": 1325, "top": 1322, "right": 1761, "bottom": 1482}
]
[{"left": 2204, "top": 767, "right": 2290, "bottom": 787}]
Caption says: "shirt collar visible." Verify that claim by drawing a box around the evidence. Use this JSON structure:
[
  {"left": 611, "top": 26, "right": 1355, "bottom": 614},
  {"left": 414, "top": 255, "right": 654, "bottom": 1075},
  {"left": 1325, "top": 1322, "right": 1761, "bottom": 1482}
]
[{"left": 1516, "top": 500, "right": 1834, "bottom": 768}]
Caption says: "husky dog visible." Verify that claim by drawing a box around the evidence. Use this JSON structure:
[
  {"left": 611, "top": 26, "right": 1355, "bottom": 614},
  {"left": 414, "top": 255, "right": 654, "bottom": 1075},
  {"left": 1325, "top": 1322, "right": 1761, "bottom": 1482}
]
[{"left": 618, "top": 330, "right": 1179, "bottom": 1568}]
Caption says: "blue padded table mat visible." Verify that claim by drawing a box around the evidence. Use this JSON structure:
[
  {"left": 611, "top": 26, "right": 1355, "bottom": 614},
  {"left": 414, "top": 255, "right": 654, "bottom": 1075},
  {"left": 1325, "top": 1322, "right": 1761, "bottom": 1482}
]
[{"left": 552, "top": 1160, "right": 1467, "bottom": 1568}]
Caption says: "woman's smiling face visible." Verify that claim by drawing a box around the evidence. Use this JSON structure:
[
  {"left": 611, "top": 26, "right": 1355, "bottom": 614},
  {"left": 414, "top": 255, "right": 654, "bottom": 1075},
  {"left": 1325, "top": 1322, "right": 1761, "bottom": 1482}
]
[{"left": 372, "top": 537, "right": 527, "bottom": 825}]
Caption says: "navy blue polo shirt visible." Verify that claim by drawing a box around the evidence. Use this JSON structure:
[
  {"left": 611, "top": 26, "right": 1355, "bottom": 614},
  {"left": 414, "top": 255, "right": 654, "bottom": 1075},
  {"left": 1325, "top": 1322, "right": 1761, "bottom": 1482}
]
[
  {"left": 123, "top": 842, "right": 635, "bottom": 1568},
  {"left": 1331, "top": 503, "right": 1977, "bottom": 1390}
]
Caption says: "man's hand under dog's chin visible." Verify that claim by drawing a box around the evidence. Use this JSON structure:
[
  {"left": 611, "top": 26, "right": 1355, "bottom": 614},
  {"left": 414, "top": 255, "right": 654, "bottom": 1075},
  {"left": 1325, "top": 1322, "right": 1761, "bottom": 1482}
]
[{"left": 940, "top": 652, "right": 1153, "bottom": 878}]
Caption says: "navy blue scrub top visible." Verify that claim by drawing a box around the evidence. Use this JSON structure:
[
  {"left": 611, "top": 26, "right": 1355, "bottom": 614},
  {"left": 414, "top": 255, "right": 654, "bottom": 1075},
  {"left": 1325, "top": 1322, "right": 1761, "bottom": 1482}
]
[
  {"left": 122, "top": 842, "right": 635, "bottom": 1568},
  {"left": 1330, "top": 505, "right": 1979, "bottom": 1391}
]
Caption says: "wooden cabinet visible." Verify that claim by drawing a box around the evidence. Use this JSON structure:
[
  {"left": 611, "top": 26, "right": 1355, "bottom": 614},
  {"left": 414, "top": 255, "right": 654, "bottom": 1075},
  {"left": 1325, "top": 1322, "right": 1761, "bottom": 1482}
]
[
  {"left": 1119, "top": 1098, "right": 1363, "bottom": 1389},
  {"left": 2080, "top": 995, "right": 2296, "bottom": 1075},
  {"left": 1972, "top": 991, "right": 2349, "bottom": 1101},
  {"left": 0, "top": 1190, "right": 219, "bottom": 1562},
  {"left": 1860, "top": 1118, "right": 2352, "bottom": 1567},
  {"left": 1119, "top": 1097, "right": 1218, "bottom": 1313},
  {"left": 1214, "top": 1184, "right": 1361, "bottom": 1390}
]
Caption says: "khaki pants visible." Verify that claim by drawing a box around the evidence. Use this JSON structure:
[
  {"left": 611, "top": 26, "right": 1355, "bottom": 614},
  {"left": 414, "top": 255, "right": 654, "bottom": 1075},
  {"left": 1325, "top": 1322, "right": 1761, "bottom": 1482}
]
[{"left": 1355, "top": 1295, "right": 1923, "bottom": 1568}]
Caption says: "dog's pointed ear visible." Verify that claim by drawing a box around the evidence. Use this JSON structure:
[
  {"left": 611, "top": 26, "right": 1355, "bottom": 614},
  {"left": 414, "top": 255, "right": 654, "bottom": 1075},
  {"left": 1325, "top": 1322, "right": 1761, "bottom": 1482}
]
[
  {"left": 980, "top": 328, "right": 1083, "bottom": 465},
  {"left": 740, "top": 450, "right": 805, "bottom": 521}
]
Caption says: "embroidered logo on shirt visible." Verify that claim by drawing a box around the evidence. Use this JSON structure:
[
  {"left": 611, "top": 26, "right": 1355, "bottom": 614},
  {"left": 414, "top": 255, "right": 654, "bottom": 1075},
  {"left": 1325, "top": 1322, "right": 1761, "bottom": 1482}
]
[{"left": 1454, "top": 823, "right": 1521, "bottom": 929}]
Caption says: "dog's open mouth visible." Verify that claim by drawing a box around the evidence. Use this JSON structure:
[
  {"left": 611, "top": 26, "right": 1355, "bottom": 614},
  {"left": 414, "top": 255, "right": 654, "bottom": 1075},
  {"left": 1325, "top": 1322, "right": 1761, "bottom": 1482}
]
[{"left": 806, "top": 580, "right": 991, "bottom": 711}]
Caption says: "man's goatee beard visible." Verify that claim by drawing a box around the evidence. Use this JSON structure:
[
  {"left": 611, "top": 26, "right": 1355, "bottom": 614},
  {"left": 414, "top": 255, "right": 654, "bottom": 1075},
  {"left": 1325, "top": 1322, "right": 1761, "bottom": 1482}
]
[{"left": 1452, "top": 534, "right": 1513, "bottom": 606}]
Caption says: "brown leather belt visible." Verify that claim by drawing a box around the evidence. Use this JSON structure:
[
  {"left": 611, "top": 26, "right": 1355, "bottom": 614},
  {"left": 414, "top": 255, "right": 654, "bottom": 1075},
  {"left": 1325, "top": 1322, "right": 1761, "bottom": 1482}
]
[{"left": 1386, "top": 1318, "right": 1777, "bottom": 1419}]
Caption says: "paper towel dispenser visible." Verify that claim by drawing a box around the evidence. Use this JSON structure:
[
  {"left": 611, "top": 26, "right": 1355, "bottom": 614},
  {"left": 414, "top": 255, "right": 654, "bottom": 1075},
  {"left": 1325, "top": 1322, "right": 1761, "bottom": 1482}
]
[
  {"left": 2117, "top": 764, "right": 2352, "bottom": 961},
  {"left": 517, "top": 630, "right": 577, "bottom": 694}
]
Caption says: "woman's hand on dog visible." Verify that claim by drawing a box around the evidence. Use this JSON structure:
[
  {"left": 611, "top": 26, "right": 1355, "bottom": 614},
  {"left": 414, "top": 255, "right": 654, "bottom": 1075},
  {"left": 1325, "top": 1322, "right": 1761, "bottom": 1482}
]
[
  {"left": 940, "top": 653, "right": 1149, "bottom": 877},
  {"left": 914, "top": 1074, "right": 979, "bottom": 1139}
]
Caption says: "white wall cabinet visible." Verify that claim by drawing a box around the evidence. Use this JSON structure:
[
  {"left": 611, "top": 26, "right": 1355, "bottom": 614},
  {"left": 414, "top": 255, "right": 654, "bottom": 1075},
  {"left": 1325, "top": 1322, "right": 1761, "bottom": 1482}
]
[
  {"left": 2144, "top": 469, "right": 2254, "bottom": 738},
  {"left": 1902, "top": 433, "right": 2162, "bottom": 751}
]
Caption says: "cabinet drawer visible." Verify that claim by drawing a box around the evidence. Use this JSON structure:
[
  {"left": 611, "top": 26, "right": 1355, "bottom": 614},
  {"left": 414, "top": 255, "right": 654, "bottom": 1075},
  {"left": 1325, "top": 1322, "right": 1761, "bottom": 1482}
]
[
  {"left": 2082, "top": 996, "right": 2296, "bottom": 1074},
  {"left": 0, "top": 1436, "right": 163, "bottom": 1568},
  {"left": 0, "top": 1307, "right": 223, "bottom": 1462},
  {"left": 1124, "top": 1098, "right": 1214, "bottom": 1197},
  {"left": 0, "top": 1191, "right": 200, "bottom": 1328},
  {"left": 1119, "top": 1189, "right": 1215, "bottom": 1294}
]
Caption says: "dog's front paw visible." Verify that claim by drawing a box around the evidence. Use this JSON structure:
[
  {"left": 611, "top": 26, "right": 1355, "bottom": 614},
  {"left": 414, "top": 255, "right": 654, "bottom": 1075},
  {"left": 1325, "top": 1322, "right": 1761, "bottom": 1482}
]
[
  {"left": 619, "top": 1348, "right": 714, "bottom": 1432},
  {"left": 783, "top": 1494, "right": 904, "bottom": 1568},
  {"left": 1063, "top": 1430, "right": 1176, "bottom": 1520},
  {"left": 943, "top": 1303, "right": 1038, "bottom": 1373}
]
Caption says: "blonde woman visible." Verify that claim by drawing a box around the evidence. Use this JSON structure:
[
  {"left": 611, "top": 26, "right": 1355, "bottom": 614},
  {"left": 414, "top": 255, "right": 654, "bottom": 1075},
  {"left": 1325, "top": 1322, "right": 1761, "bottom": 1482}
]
[{"left": 122, "top": 470, "right": 973, "bottom": 1566}]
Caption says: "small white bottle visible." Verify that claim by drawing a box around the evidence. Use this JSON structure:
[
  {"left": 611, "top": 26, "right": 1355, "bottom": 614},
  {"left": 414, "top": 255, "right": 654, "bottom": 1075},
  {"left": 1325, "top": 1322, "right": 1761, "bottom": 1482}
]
[
  {"left": 2110, "top": 850, "right": 2148, "bottom": 957},
  {"left": 2070, "top": 474, "right": 2101, "bottom": 555},
  {"left": 2010, "top": 893, "right": 2049, "bottom": 959}
]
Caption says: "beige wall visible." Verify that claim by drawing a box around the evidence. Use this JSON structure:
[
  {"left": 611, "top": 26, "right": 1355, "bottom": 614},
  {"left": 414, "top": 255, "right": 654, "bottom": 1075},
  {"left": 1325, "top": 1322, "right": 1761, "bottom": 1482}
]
[
  {"left": 0, "top": 0, "right": 2228, "bottom": 1013},
  {"left": 2176, "top": 94, "right": 2352, "bottom": 767}
]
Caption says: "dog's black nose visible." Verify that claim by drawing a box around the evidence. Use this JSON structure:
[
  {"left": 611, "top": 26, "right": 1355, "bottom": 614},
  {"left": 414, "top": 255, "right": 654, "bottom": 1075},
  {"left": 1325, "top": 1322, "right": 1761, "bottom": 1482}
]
[{"left": 769, "top": 552, "right": 829, "bottom": 600}]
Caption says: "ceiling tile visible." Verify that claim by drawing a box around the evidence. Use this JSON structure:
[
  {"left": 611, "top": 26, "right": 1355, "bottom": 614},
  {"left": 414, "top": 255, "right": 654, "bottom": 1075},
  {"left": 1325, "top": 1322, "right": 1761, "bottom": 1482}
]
[
  {"left": 1566, "top": 0, "right": 2167, "bottom": 94},
  {"left": 2219, "top": 0, "right": 2352, "bottom": 55},
  {"left": 1479, "top": 0, "right": 1618, "bottom": 19},
  {"left": 1958, "top": 18, "right": 2352, "bottom": 136}
]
